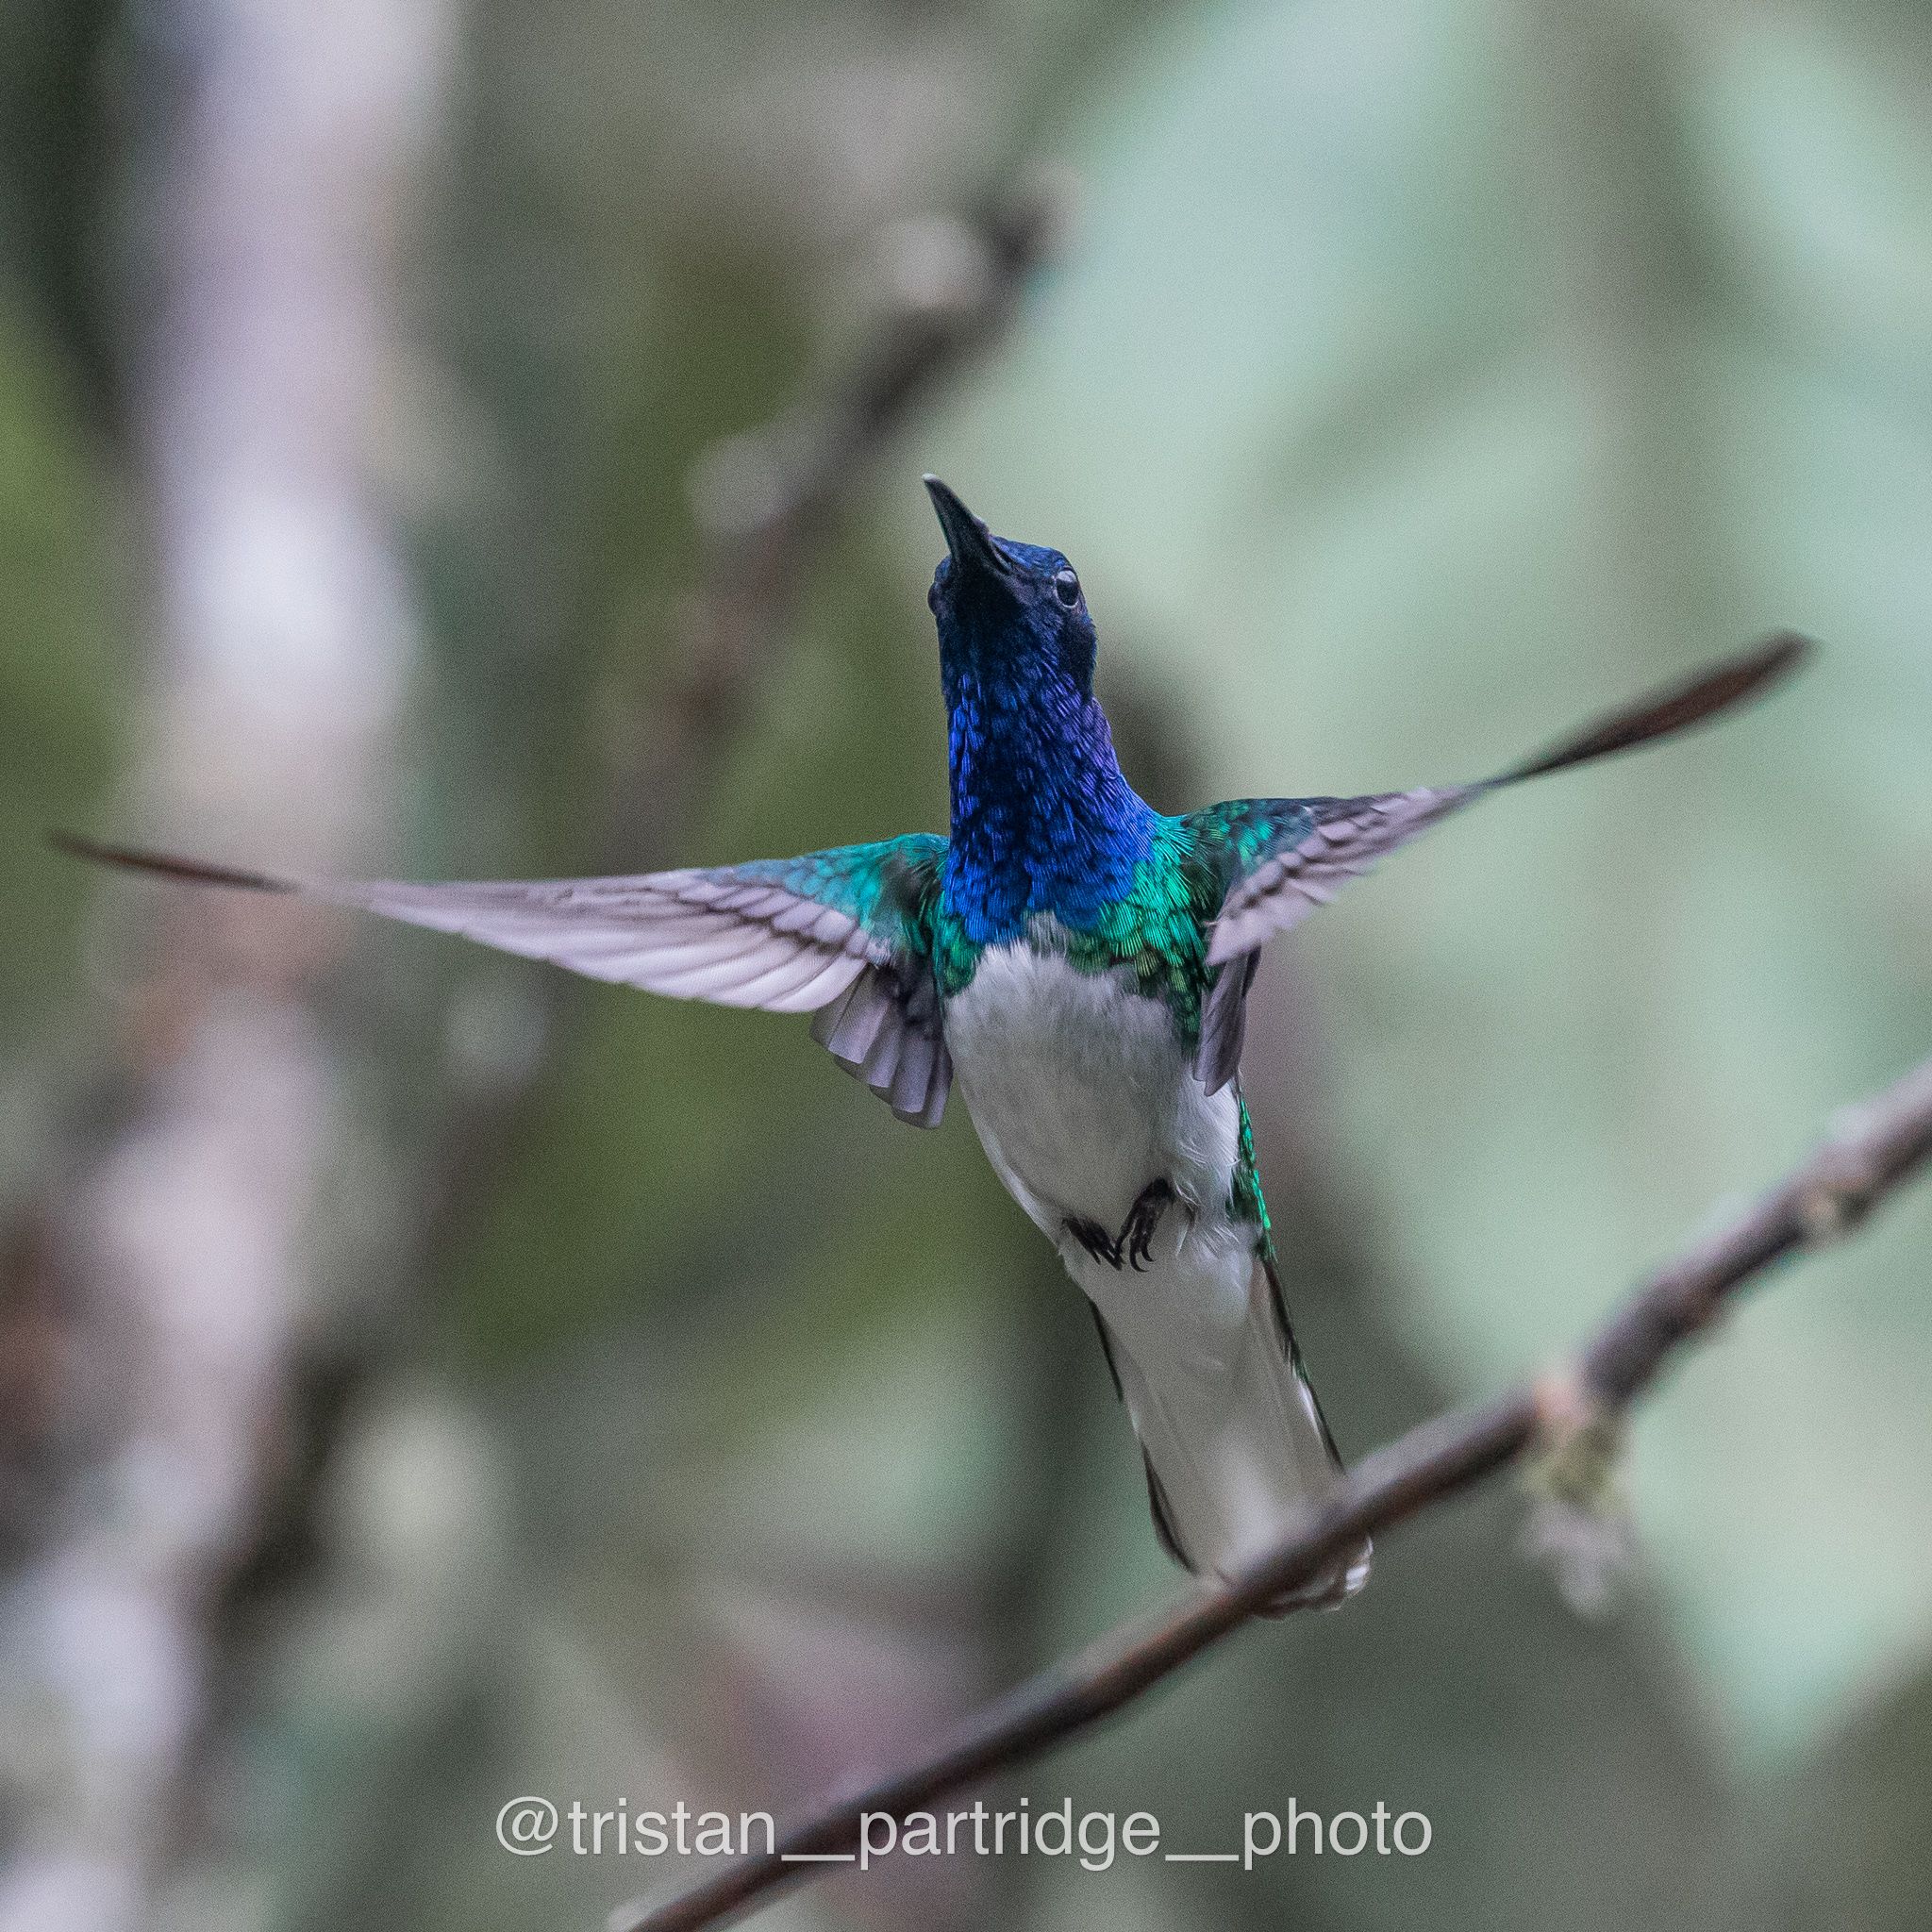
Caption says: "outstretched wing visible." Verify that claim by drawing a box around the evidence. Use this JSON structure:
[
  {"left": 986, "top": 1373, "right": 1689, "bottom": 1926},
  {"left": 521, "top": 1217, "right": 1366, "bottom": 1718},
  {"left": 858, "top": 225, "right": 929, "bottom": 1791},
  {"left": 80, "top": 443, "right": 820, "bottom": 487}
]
[
  {"left": 1203, "top": 786, "right": 1472, "bottom": 966},
  {"left": 1186, "top": 791, "right": 1469, "bottom": 1092},
  {"left": 57, "top": 830, "right": 957, "bottom": 1128},
  {"left": 1188, "top": 633, "right": 1810, "bottom": 1092}
]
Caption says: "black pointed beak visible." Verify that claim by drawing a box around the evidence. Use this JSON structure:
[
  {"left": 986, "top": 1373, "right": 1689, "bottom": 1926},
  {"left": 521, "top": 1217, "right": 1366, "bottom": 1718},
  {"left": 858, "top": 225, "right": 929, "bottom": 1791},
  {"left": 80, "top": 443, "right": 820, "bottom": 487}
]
[{"left": 924, "top": 475, "right": 1011, "bottom": 584}]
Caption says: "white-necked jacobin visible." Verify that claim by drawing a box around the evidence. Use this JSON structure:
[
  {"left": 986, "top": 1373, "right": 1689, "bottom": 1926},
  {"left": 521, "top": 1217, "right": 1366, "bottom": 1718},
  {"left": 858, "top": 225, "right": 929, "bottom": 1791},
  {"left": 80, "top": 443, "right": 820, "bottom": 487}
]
[{"left": 62, "top": 476, "right": 1809, "bottom": 1610}]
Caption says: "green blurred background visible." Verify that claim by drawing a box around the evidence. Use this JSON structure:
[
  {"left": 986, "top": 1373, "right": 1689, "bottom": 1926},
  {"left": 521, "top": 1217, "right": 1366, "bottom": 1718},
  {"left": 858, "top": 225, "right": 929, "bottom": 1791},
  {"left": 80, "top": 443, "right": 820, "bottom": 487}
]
[{"left": 2, "top": 2, "right": 1930, "bottom": 1929}]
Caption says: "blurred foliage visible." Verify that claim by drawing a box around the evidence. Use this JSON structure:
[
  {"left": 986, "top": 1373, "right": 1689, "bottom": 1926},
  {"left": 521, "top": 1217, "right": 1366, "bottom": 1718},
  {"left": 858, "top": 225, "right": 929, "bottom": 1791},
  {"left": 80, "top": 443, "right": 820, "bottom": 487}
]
[
  {"left": 2, "top": 0, "right": 1931, "bottom": 1930},
  {"left": 0, "top": 0, "right": 119, "bottom": 394},
  {"left": 0, "top": 302, "right": 122, "bottom": 1058}
]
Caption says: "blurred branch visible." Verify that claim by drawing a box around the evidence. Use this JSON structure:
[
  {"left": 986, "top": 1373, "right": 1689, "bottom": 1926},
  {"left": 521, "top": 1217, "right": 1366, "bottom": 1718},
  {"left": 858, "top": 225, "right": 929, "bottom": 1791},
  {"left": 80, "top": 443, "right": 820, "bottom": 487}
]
[
  {"left": 604, "top": 175, "right": 1067, "bottom": 866},
  {"left": 613, "top": 1047, "right": 1932, "bottom": 1932},
  {"left": 197, "top": 172, "right": 1066, "bottom": 1731},
  {"left": 415, "top": 172, "right": 1064, "bottom": 1254},
  {"left": 0, "top": 3, "right": 451, "bottom": 1925}
]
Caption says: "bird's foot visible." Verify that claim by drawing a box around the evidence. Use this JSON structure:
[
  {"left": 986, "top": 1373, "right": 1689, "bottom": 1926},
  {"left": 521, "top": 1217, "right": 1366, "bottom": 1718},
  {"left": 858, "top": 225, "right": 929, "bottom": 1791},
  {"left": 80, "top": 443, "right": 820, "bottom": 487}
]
[
  {"left": 1067, "top": 1182, "right": 1185, "bottom": 1272},
  {"left": 1120, "top": 1179, "right": 1178, "bottom": 1273},
  {"left": 1066, "top": 1216, "right": 1122, "bottom": 1268}
]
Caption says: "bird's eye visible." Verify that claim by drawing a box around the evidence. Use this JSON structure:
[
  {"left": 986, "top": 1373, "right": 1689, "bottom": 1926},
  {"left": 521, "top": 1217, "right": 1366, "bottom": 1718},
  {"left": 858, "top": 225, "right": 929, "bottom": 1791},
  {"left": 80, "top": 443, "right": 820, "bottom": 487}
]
[{"left": 1052, "top": 568, "right": 1081, "bottom": 608}]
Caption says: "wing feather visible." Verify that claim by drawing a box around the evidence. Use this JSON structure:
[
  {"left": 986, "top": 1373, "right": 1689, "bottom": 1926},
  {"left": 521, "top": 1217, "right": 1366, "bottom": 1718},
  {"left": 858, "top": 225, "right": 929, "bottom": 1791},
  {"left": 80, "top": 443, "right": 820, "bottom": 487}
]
[
  {"left": 813, "top": 972, "right": 895, "bottom": 1065},
  {"left": 1189, "top": 636, "right": 1810, "bottom": 1089},
  {"left": 1205, "top": 787, "right": 1468, "bottom": 966},
  {"left": 58, "top": 830, "right": 955, "bottom": 1127}
]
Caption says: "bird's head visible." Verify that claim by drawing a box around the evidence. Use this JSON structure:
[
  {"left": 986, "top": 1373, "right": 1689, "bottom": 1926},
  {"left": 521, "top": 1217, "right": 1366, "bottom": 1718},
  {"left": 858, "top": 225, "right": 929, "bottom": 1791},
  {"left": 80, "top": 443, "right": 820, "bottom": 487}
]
[{"left": 923, "top": 476, "right": 1097, "bottom": 703}]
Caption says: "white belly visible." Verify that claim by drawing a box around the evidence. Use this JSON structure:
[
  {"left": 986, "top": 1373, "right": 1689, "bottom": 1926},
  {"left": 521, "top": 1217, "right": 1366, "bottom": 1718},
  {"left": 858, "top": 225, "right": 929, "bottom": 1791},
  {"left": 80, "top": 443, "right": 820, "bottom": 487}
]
[
  {"left": 944, "top": 941, "right": 1364, "bottom": 1602},
  {"left": 941, "top": 941, "right": 1240, "bottom": 1239}
]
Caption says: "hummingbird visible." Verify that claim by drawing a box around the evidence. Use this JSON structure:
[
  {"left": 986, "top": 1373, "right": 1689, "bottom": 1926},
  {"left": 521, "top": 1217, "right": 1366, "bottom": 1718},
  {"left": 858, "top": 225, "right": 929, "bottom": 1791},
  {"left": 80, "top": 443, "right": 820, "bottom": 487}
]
[{"left": 63, "top": 477, "right": 1807, "bottom": 1611}]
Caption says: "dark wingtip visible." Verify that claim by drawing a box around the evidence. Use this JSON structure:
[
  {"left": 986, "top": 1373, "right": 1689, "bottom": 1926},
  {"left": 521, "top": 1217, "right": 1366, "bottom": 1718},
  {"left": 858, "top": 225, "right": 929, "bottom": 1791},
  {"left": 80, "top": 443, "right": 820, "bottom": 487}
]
[
  {"left": 1499, "top": 631, "right": 1818, "bottom": 785},
  {"left": 1755, "top": 629, "right": 1816, "bottom": 679},
  {"left": 49, "top": 829, "right": 296, "bottom": 895},
  {"left": 1707, "top": 629, "right": 1815, "bottom": 706}
]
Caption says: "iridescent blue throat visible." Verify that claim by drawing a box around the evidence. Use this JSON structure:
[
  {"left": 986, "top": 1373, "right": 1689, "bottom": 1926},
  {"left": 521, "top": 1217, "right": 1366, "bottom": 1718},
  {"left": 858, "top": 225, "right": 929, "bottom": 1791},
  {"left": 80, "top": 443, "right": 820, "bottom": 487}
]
[{"left": 941, "top": 659, "right": 1158, "bottom": 944}]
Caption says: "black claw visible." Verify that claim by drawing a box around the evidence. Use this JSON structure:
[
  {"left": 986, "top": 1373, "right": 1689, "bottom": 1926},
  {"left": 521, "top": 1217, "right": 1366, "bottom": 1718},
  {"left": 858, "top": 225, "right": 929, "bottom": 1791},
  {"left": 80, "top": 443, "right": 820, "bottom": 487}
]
[
  {"left": 1067, "top": 1217, "right": 1121, "bottom": 1268},
  {"left": 1070, "top": 1181, "right": 1182, "bottom": 1273},
  {"left": 1121, "top": 1179, "right": 1176, "bottom": 1272}
]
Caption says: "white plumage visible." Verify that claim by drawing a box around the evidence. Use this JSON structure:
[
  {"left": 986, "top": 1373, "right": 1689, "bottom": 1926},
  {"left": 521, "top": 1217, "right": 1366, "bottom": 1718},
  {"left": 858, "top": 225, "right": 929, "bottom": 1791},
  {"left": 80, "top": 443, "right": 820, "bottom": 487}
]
[{"left": 944, "top": 939, "right": 1368, "bottom": 1606}]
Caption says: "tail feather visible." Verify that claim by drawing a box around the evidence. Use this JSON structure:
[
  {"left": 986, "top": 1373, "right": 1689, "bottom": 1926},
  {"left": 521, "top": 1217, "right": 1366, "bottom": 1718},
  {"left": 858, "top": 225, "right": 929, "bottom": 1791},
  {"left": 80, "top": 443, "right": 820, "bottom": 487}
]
[
  {"left": 1140, "top": 1452, "right": 1191, "bottom": 1574},
  {"left": 1086, "top": 1244, "right": 1370, "bottom": 1615}
]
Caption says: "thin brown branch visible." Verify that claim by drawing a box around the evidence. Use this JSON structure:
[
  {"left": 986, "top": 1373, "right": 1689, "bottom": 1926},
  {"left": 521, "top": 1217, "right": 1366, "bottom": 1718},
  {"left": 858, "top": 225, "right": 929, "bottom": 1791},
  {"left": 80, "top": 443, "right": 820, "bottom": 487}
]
[
  {"left": 613, "top": 1047, "right": 1932, "bottom": 1932},
  {"left": 603, "top": 175, "right": 1065, "bottom": 870},
  {"left": 413, "top": 171, "right": 1064, "bottom": 1254}
]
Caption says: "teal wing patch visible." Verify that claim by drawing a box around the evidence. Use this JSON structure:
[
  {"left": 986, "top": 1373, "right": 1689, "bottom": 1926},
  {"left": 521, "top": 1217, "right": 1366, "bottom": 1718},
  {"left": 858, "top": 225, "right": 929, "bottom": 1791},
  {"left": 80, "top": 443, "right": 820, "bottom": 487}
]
[{"left": 780, "top": 837, "right": 956, "bottom": 1129}]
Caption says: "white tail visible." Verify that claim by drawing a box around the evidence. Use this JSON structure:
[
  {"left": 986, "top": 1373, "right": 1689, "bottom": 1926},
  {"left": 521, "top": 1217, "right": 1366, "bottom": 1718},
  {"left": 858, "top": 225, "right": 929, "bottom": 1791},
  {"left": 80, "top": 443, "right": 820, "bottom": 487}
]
[{"left": 1080, "top": 1233, "right": 1371, "bottom": 1614}]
